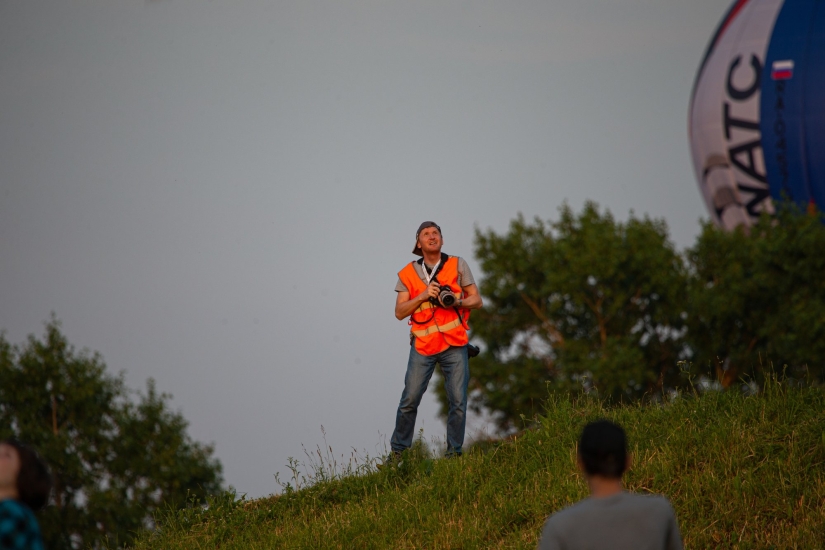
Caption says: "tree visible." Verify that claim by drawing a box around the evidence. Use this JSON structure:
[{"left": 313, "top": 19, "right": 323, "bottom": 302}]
[
  {"left": 436, "top": 203, "right": 689, "bottom": 430},
  {"left": 0, "top": 318, "right": 223, "bottom": 549},
  {"left": 686, "top": 205, "right": 825, "bottom": 385}
]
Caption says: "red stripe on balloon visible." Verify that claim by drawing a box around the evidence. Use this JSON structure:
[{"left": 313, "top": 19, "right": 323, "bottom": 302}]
[{"left": 712, "top": 0, "right": 752, "bottom": 51}]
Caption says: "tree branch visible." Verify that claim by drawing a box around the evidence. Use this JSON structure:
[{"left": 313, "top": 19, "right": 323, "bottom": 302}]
[{"left": 519, "top": 292, "right": 565, "bottom": 348}]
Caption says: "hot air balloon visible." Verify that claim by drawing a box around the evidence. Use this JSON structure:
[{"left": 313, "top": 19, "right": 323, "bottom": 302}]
[{"left": 689, "top": 0, "right": 825, "bottom": 230}]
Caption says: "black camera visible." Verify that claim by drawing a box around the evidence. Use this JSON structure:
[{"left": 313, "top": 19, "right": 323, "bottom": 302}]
[
  {"left": 467, "top": 344, "right": 480, "bottom": 358},
  {"left": 432, "top": 285, "right": 457, "bottom": 307}
]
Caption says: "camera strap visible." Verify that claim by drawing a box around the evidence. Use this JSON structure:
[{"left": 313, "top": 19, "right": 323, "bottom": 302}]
[
  {"left": 421, "top": 259, "right": 440, "bottom": 285},
  {"left": 453, "top": 306, "right": 470, "bottom": 330},
  {"left": 418, "top": 252, "right": 450, "bottom": 285},
  {"left": 410, "top": 253, "right": 451, "bottom": 326}
]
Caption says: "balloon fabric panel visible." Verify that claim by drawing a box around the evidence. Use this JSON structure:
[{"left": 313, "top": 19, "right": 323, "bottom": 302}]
[
  {"left": 804, "top": 6, "right": 825, "bottom": 212},
  {"left": 760, "top": 0, "right": 825, "bottom": 210},
  {"left": 689, "top": 0, "right": 784, "bottom": 230}
]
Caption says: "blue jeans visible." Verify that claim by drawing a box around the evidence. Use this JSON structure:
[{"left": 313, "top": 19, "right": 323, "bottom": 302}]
[{"left": 390, "top": 344, "right": 469, "bottom": 456}]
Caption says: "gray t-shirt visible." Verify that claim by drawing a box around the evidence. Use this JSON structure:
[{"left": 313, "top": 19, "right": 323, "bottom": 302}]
[
  {"left": 395, "top": 256, "right": 476, "bottom": 293},
  {"left": 538, "top": 492, "right": 683, "bottom": 550}
]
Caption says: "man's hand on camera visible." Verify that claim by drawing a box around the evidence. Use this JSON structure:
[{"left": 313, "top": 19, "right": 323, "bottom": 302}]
[{"left": 422, "top": 281, "right": 440, "bottom": 303}]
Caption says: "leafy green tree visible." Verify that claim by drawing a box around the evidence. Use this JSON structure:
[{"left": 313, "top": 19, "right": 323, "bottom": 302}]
[
  {"left": 0, "top": 318, "right": 223, "bottom": 549},
  {"left": 687, "top": 206, "right": 825, "bottom": 385},
  {"left": 437, "top": 203, "right": 689, "bottom": 430}
]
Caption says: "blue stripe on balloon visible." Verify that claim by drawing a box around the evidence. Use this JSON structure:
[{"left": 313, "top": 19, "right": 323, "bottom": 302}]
[
  {"left": 760, "top": 0, "right": 818, "bottom": 208},
  {"left": 802, "top": 3, "right": 825, "bottom": 211}
]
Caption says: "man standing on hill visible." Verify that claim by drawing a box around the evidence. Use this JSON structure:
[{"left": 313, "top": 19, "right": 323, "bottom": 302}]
[
  {"left": 537, "top": 420, "right": 683, "bottom": 550},
  {"left": 388, "top": 221, "right": 482, "bottom": 461}
]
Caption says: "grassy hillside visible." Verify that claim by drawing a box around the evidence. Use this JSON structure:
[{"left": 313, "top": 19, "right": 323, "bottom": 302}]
[{"left": 131, "top": 382, "right": 825, "bottom": 549}]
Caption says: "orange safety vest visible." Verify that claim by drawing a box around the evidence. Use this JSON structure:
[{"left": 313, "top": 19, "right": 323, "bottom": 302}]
[{"left": 398, "top": 256, "right": 470, "bottom": 356}]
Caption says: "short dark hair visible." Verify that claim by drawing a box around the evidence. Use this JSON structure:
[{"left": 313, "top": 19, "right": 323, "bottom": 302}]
[
  {"left": 5, "top": 439, "right": 52, "bottom": 511},
  {"left": 578, "top": 420, "right": 627, "bottom": 479}
]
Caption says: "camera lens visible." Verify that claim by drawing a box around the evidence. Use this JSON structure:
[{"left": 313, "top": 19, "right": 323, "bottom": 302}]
[{"left": 439, "top": 289, "right": 457, "bottom": 307}]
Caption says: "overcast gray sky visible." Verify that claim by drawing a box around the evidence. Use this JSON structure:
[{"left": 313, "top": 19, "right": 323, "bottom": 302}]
[{"left": 1, "top": 0, "right": 728, "bottom": 498}]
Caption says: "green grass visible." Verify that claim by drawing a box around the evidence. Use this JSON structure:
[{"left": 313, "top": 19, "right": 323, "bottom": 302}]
[{"left": 130, "top": 381, "right": 825, "bottom": 549}]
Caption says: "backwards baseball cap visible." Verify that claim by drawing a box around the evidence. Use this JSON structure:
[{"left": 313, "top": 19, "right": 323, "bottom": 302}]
[{"left": 412, "top": 221, "right": 442, "bottom": 256}]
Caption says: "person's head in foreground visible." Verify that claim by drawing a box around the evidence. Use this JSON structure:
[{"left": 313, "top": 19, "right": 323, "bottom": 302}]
[
  {"left": 577, "top": 419, "right": 629, "bottom": 496},
  {"left": 536, "top": 421, "right": 683, "bottom": 550},
  {"left": 0, "top": 439, "right": 51, "bottom": 550},
  {"left": 0, "top": 440, "right": 51, "bottom": 511}
]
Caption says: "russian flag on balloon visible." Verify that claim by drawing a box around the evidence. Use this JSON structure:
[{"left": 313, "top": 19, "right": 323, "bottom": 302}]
[
  {"left": 689, "top": 0, "right": 825, "bottom": 231},
  {"left": 771, "top": 60, "right": 794, "bottom": 80}
]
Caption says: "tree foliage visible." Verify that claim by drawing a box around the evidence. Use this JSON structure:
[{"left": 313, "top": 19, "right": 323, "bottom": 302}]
[
  {"left": 687, "top": 205, "right": 825, "bottom": 385},
  {"left": 447, "top": 202, "right": 688, "bottom": 430},
  {"left": 433, "top": 202, "right": 825, "bottom": 432},
  {"left": 0, "top": 319, "right": 223, "bottom": 549}
]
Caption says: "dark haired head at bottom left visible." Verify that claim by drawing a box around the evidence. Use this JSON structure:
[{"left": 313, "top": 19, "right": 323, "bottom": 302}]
[{"left": 0, "top": 439, "right": 52, "bottom": 550}]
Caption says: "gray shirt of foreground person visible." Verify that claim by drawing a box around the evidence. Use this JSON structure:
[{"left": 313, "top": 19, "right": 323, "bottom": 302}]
[{"left": 538, "top": 491, "right": 683, "bottom": 550}]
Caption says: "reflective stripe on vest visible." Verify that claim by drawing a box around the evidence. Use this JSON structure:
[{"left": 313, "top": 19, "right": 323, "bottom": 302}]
[
  {"left": 398, "top": 256, "right": 470, "bottom": 356},
  {"left": 411, "top": 317, "right": 463, "bottom": 338}
]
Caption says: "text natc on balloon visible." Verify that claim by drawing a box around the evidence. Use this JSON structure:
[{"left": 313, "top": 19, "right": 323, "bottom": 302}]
[{"left": 689, "top": 0, "right": 825, "bottom": 230}]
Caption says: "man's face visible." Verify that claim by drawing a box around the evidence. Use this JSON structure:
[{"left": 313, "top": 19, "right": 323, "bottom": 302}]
[{"left": 418, "top": 227, "right": 443, "bottom": 254}]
